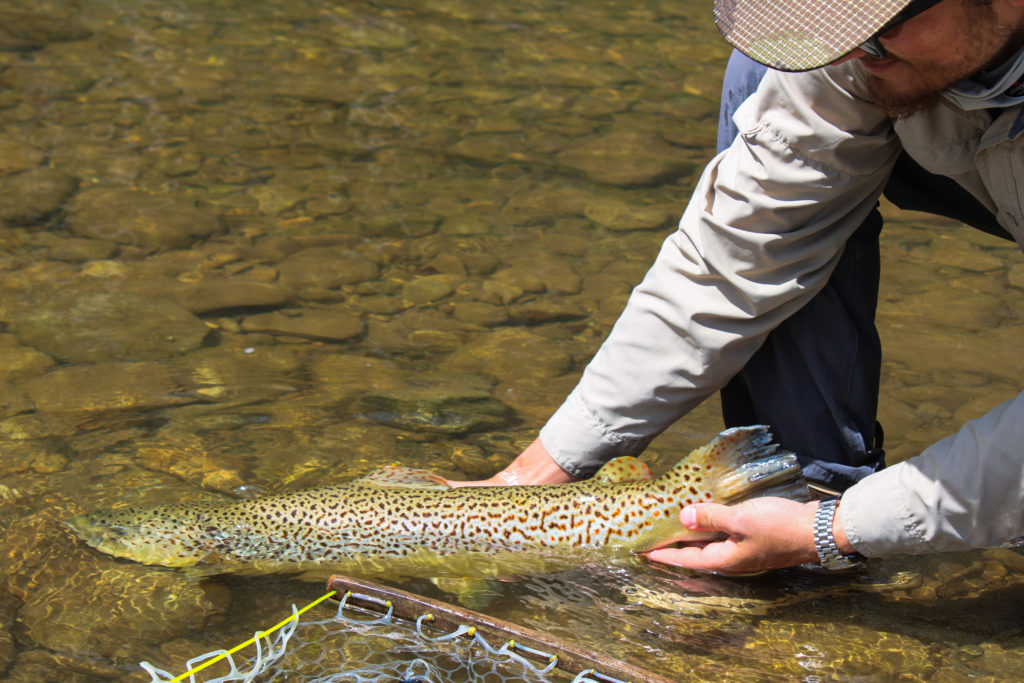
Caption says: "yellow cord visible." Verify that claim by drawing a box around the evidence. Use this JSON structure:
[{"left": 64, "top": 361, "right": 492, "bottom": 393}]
[{"left": 170, "top": 589, "right": 337, "bottom": 682}]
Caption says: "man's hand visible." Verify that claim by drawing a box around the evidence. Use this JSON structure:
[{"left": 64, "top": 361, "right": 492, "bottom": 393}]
[
  {"left": 644, "top": 497, "right": 829, "bottom": 574},
  {"left": 447, "top": 437, "right": 578, "bottom": 488}
]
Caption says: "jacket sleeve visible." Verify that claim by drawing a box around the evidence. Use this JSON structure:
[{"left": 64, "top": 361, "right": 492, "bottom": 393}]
[
  {"left": 841, "top": 391, "right": 1024, "bottom": 556},
  {"left": 540, "top": 63, "right": 900, "bottom": 477}
]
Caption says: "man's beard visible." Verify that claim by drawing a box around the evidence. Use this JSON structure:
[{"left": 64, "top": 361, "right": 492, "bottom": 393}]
[
  {"left": 867, "top": 79, "right": 945, "bottom": 119},
  {"left": 866, "top": 1, "right": 1021, "bottom": 118}
]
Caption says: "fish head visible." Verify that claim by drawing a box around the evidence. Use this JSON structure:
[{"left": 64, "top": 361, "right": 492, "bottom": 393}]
[{"left": 66, "top": 503, "right": 225, "bottom": 568}]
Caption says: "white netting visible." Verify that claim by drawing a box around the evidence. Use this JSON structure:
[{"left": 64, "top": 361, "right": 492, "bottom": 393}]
[{"left": 141, "top": 591, "right": 628, "bottom": 683}]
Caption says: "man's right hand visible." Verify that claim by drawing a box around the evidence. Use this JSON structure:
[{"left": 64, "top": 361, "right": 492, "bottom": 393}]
[{"left": 446, "top": 437, "right": 578, "bottom": 488}]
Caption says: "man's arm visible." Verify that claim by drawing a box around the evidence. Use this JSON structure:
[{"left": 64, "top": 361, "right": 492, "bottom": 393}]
[
  {"left": 646, "top": 391, "right": 1024, "bottom": 573},
  {"left": 451, "top": 64, "right": 897, "bottom": 488},
  {"left": 842, "top": 391, "right": 1024, "bottom": 555},
  {"left": 534, "top": 64, "right": 898, "bottom": 480}
]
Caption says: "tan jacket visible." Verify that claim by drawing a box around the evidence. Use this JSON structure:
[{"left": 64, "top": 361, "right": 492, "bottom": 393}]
[{"left": 539, "top": 60, "right": 1024, "bottom": 556}]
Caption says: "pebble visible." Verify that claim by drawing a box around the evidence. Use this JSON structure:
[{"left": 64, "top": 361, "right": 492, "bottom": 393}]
[{"left": 402, "top": 273, "right": 461, "bottom": 304}]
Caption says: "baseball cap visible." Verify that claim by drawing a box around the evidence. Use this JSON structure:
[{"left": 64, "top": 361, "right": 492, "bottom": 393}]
[{"left": 713, "top": 0, "right": 929, "bottom": 72}]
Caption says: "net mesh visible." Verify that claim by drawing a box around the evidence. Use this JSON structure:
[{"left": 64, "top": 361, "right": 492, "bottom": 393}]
[{"left": 141, "top": 590, "right": 625, "bottom": 683}]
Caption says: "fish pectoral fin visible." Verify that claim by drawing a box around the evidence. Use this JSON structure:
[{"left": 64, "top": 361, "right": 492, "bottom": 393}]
[
  {"left": 355, "top": 465, "right": 451, "bottom": 490},
  {"left": 591, "top": 456, "right": 654, "bottom": 484},
  {"left": 430, "top": 577, "right": 503, "bottom": 608}
]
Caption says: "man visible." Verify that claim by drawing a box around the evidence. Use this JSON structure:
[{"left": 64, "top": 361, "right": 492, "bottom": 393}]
[{"left": 453, "top": 0, "right": 1024, "bottom": 574}]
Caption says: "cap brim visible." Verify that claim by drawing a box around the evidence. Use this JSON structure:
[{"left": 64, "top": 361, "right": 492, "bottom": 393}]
[{"left": 713, "top": 0, "right": 913, "bottom": 72}]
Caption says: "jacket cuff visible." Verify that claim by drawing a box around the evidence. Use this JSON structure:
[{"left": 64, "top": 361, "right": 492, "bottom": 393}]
[
  {"left": 840, "top": 462, "right": 933, "bottom": 557},
  {"left": 539, "top": 388, "right": 651, "bottom": 479}
]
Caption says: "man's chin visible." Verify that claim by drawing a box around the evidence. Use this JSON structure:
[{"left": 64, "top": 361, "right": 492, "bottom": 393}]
[{"left": 867, "top": 79, "right": 946, "bottom": 119}]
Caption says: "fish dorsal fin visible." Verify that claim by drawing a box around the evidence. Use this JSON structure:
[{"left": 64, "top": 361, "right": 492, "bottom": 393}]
[
  {"left": 592, "top": 456, "right": 653, "bottom": 485},
  {"left": 355, "top": 466, "right": 451, "bottom": 491}
]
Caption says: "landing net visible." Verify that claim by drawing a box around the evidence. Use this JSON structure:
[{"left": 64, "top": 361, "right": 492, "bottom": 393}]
[{"left": 141, "top": 575, "right": 671, "bottom": 683}]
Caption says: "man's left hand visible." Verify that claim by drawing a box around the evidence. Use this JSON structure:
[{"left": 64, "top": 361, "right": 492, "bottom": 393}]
[{"left": 643, "top": 497, "right": 822, "bottom": 574}]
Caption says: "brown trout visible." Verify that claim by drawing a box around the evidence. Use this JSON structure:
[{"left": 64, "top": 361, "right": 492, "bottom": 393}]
[{"left": 67, "top": 426, "right": 809, "bottom": 580}]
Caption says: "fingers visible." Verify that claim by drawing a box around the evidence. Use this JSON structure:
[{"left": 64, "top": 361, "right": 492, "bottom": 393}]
[
  {"left": 681, "top": 503, "right": 731, "bottom": 534},
  {"left": 643, "top": 542, "right": 741, "bottom": 573},
  {"left": 646, "top": 498, "right": 821, "bottom": 574}
]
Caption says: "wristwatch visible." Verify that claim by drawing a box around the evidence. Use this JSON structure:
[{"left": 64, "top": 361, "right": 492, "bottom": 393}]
[{"left": 813, "top": 498, "right": 865, "bottom": 570}]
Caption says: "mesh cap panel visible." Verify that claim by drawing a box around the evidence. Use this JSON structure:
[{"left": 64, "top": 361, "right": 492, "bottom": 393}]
[{"left": 713, "top": 0, "right": 913, "bottom": 72}]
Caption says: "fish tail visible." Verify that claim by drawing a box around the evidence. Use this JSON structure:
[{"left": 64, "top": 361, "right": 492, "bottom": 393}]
[{"left": 683, "top": 425, "right": 809, "bottom": 505}]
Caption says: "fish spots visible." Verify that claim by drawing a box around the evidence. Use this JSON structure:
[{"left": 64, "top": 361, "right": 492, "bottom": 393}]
[{"left": 68, "top": 427, "right": 806, "bottom": 574}]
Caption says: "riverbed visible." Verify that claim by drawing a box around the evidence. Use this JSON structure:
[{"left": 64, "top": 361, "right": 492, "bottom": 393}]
[{"left": 2, "top": 0, "right": 1024, "bottom": 680}]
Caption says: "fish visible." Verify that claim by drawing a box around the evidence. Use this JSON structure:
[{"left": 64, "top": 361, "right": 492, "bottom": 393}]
[{"left": 66, "top": 425, "right": 809, "bottom": 581}]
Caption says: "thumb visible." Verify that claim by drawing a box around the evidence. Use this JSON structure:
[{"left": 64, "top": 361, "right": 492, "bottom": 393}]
[{"left": 680, "top": 503, "right": 733, "bottom": 533}]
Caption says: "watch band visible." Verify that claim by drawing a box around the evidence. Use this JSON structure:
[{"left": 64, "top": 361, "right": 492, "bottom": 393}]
[{"left": 813, "top": 498, "right": 864, "bottom": 570}]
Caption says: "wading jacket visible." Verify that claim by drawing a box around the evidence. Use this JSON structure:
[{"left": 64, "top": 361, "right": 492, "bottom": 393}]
[{"left": 538, "top": 59, "right": 1024, "bottom": 557}]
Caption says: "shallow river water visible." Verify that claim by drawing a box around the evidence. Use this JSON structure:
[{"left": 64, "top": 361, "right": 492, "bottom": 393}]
[{"left": 2, "top": 0, "right": 1024, "bottom": 681}]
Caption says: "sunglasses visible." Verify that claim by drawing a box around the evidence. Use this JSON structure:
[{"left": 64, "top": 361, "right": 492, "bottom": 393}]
[{"left": 859, "top": 0, "right": 946, "bottom": 58}]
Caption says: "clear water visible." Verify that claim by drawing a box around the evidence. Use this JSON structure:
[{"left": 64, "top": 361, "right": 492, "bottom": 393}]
[{"left": 2, "top": 0, "right": 1024, "bottom": 681}]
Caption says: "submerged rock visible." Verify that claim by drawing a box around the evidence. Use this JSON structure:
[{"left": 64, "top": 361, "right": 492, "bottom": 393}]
[
  {"left": 583, "top": 195, "right": 674, "bottom": 231},
  {"left": 440, "top": 327, "right": 574, "bottom": 382},
  {"left": 353, "top": 372, "right": 515, "bottom": 434},
  {"left": 133, "top": 435, "right": 245, "bottom": 494},
  {"left": 241, "top": 307, "right": 364, "bottom": 342},
  {"left": 170, "top": 280, "right": 291, "bottom": 315},
  {"left": 65, "top": 187, "right": 222, "bottom": 249},
  {"left": 0, "top": 9, "right": 91, "bottom": 49},
  {"left": 0, "top": 169, "right": 78, "bottom": 225},
  {"left": 310, "top": 354, "right": 406, "bottom": 400},
  {"left": 401, "top": 273, "right": 462, "bottom": 305},
  {"left": 0, "top": 335, "right": 55, "bottom": 380},
  {"left": 276, "top": 247, "right": 380, "bottom": 291},
  {"left": 17, "top": 362, "right": 198, "bottom": 413},
  {"left": 10, "top": 290, "right": 210, "bottom": 363},
  {"left": 556, "top": 130, "right": 695, "bottom": 186}
]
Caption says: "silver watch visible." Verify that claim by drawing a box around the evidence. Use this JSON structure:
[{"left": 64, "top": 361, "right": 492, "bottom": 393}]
[{"left": 813, "top": 498, "right": 864, "bottom": 570}]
